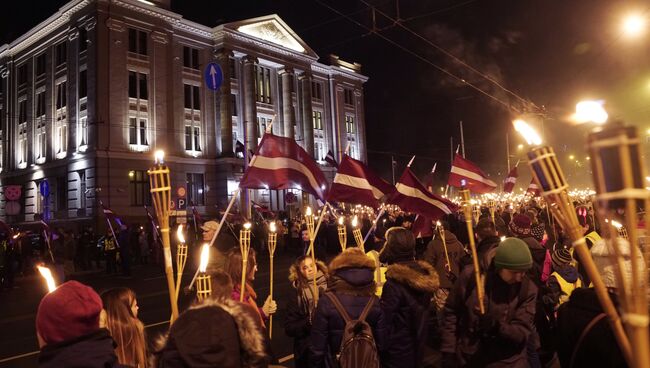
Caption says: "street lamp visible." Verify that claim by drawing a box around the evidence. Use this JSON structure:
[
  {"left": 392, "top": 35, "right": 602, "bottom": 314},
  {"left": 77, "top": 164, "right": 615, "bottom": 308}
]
[
  {"left": 574, "top": 100, "right": 608, "bottom": 124},
  {"left": 622, "top": 13, "right": 646, "bottom": 38}
]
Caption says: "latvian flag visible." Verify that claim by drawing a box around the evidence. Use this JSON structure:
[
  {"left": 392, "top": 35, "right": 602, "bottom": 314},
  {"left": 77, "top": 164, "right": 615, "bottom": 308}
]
[
  {"left": 526, "top": 179, "right": 541, "bottom": 197},
  {"left": 324, "top": 150, "right": 338, "bottom": 168},
  {"left": 239, "top": 134, "right": 328, "bottom": 201},
  {"left": 503, "top": 166, "right": 518, "bottom": 193},
  {"left": 328, "top": 154, "right": 395, "bottom": 208},
  {"left": 389, "top": 168, "right": 457, "bottom": 220},
  {"left": 100, "top": 200, "right": 123, "bottom": 226},
  {"left": 448, "top": 154, "right": 497, "bottom": 193}
]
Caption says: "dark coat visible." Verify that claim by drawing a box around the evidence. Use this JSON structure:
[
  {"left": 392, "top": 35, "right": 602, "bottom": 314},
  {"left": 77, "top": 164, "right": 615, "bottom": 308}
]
[
  {"left": 285, "top": 260, "right": 328, "bottom": 368},
  {"left": 38, "top": 329, "right": 127, "bottom": 368},
  {"left": 423, "top": 230, "right": 464, "bottom": 289},
  {"left": 151, "top": 298, "right": 269, "bottom": 368},
  {"left": 519, "top": 236, "right": 547, "bottom": 287},
  {"left": 555, "top": 288, "right": 626, "bottom": 367},
  {"left": 310, "top": 248, "right": 387, "bottom": 368},
  {"left": 380, "top": 260, "right": 439, "bottom": 368},
  {"left": 460, "top": 235, "right": 500, "bottom": 273},
  {"left": 440, "top": 265, "right": 538, "bottom": 368}
]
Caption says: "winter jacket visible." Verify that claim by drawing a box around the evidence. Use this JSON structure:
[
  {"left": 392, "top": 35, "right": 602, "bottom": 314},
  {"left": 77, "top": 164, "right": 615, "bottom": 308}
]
[
  {"left": 423, "top": 230, "right": 464, "bottom": 289},
  {"left": 555, "top": 288, "right": 626, "bottom": 367},
  {"left": 461, "top": 235, "right": 500, "bottom": 273},
  {"left": 38, "top": 329, "right": 127, "bottom": 368},
  {"left": 151, "top": 298, "right": 269, "bottom": 368},
  {"left": 380, "top": 260, "right": 439, "bottom": 368},
  {"left": 518, "top": 236, "right": 547, "bottom": 287},
  {"left": 544, "top": 265, "right": 581, "bottom": 309},
  {"left": 440, "top": 264, "right": 538, "bottom": 367},
  {"left": 310, "top": 248, "right": 387, "bottom": 368},
  {"left": 285, "top": 260, "right": 328, "bottom": 368}
]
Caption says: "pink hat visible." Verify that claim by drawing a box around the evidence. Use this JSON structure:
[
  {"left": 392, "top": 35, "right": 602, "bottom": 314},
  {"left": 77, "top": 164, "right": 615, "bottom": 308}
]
[{"left": 36, "top": 281, "right": 103, "bottom": 344}]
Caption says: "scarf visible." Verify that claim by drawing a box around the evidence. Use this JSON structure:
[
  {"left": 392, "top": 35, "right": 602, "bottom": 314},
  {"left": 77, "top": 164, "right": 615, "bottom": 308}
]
[{"left": 297, "top": 270, "right": 327, "bottom": 322}]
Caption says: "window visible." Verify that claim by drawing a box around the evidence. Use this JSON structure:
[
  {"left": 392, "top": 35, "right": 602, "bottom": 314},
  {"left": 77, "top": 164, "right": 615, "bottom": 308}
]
[
  {"left": 17, "top": 64, "right": 27, "bottom": 85},
  {"left": 56, "top": 177, "right": 67, "bottom": 212},
  {"left": 256, "top": 116, "right": 271, "bottom": 139},
  {"left": 345, "top": 115, "right": 357, "bottom": 159},
  {"left": 312, "top": 111, "right": 323, "bottom": 130},
  {"left": 129, "top": 117, "right": 148, "bottom": 146},
  {"left": 36, "top": 54, "right": 46, "bottom": 76},
  {"left": 229, "top": 57, "right": 236, "bottom": 78},
  {"left": 56, "top": 81, "right": 67, "bottom": 110},
  {"left": 183, "top": 84, "right": 200, "bottom": 109},
  {"left": 255, "top": 65, "right": 272, "bottom": 104},
  {"left": 313, "top": 111, "right": 325, "bottom": 161},
  {"left": 128, "top": 71, "right": 148, "bottom": 99},
  {"left": 311, "top": 81, "right": 322, "bottom": 100},
  {"left": 78, "top": 69, "right": 87, "bottom": 99},
  {"left": 128, "top": 28, "right": 148, "bottom": 56},
  {"left": 183, "top": 46, "right": 199, "bottom": 69},
  {"left": 129, "top": 170, "right": 151, "bottom": 206},
  {"left": 79, "top": 28, "right": 87, "bottom": 52},
  {"left": 18, "top": 99, "right": 27, "bottom": 166},
  {"left": 35, "top": 91, "right": 47, "bottom": 162},
  {"left": 54, "top": 80, "right": 68, "bottom": 157},
  {"left": 79, "top": 170, "right": 87, "bottom": 211},
  {"left": 184, "top": 126, "right": 201, "bottom": 152},
  {"left": 186, "top": 173, "right": 205, "bottom": 206},
  {"left": 345, "top": 115, "right": 356, "bottom": 134},
  {"left": 231, "top": 93, "right": 237, "bottom": 116},
  {"left": 55, "top": 42, "right": 67, "bottom": 66},
  {"left": 344, "top": 88, "right": 354, "bottom": 106},
  {"left": 78, "top": 117, "right": 88, "bottom": 148},
  {"left": 35, "top": 91, "right": 46, "bottom": 117}
]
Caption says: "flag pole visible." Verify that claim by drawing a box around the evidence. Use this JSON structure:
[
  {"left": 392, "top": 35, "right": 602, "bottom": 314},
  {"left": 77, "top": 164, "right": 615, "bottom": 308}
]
[
  {"left": 506, "top": 132, "right": 511, "bottom": 171},
  {"left": 407, "top": 155, "right": 416, "bottom": 168},
  {"left": 391, "top": 155, "right": 396, "bottom": 185},
  {"left": 307, "top": 201, "right": 330, "bottom": 302},
  {"left": 460, "top": 121, "right": 466, "bottom": 158},
  {"left": 363, "top": 207, "right": 385, "bottom": 243},
  {"left": 100, "top": 200, "right": 120, "bottom": 249}
]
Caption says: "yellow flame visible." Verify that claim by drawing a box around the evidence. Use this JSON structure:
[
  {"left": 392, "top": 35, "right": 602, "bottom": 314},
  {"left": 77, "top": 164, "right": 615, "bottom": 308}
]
[
  {"left": 176, "top": 224, "right": 185, "bottom": 243},
  {"left": 154, "top": 150, "right": 165, "bottom": 163},
  {"left": 199, "top": 243, "right": 210, "bottom": 273},
  {"left": 352, "top": 215, "right": 359, "bottom": 228},
  {"left": 338, "top": 216, "right": 345, "bottom": 226},
  {"left": 269, "top": 221, "right": 277, "bottom": 233},
  {"left": 305, "top": 206, "right": 312, "bottom": 216},
  {"left": 513, "top": 119, "right": 542, "bottom": 145},
  {"left": 37, "top": 266, "right": 57, "bottom": 293},
  {"left": 243, "top": 222, "right": 252, "bottom": 230},
  {"left": 574, "top": 100, "right": 608, "bottom": 125}
]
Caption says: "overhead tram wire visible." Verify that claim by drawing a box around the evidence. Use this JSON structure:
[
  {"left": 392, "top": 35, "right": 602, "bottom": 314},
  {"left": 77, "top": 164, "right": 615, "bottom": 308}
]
[
  {"left": 401, "top": 0, "right": 481, "bottom": 23},
  {"left": 357, "top": 0, "right": 540, "bottom": 113},
  {"left": 312, "top": 0, "right": 521, "bottom": 114}
]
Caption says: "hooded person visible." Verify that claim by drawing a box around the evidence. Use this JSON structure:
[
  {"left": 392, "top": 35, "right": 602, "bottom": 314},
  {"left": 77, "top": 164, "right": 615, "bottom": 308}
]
[
  {"left": 379, "top": 227, "right": 439, "bottom": 368},
  {"left": 285, "top": 255, "right": 328, "bottom": 368},
  {"left": 440, "top": 238, "right": 538, "bottom": 368},
  {"left": 310, "top": 247, "right": 387, "bottom": 368},
  {"left": 543, "top": 248, "right": 581, "bottom": 310},
  {"left": 150, "top": 297, "right": 270, "bottom": 368},
  {"left": 555, "top": 238, "right": 644, "bottom": 368},
  {"left": 36, "top": 280, "right": 125, "bottom": 368},
  {"left": 423, "top": 222, "right": 463, "bottom": 311}
]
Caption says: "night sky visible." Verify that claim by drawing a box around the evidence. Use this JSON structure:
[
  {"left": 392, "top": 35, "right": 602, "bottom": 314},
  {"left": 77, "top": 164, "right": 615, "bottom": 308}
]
[{"left": 2, "top": 0, "right": 649, "bottom": 189}]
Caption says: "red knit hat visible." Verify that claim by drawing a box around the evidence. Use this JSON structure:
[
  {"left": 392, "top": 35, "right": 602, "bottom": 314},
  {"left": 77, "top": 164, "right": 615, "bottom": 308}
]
[
  {"left": 36, "top": 280, "right": 103, "bottom": 344},
  {"left": 509, "top": 214, "right": 532, "bottom": 237}
]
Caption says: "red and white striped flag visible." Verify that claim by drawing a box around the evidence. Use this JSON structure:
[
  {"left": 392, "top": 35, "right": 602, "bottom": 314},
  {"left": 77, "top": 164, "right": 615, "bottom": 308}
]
[
  {"left": 100, "top": 200, "right": 123, "bottom": 226},
  {"left": 526, "top": 179, "right": 541, "bottom": 197},
  {"left": 389, "top": 167, "right": 457, "bottom": 220},
  {"left": 412, "top": 214, "right": 434, "bottom": 238},
  {"left": 503, "top": 166, "right": 518, "bottom": 193},
  {"left": 448, "top": 154, "right": 497, "bottom": 193},
  {"left": 239, "top": 134, "right": 328, "bottom": 201},
  {"left": 328, "top": 154, "right": 395, "bottom": 208}
]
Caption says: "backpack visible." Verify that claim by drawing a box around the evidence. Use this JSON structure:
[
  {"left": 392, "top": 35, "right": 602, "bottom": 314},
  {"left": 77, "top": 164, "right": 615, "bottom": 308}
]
[{"left": 325, "top": 292, "right": 380, "bottom": 368}]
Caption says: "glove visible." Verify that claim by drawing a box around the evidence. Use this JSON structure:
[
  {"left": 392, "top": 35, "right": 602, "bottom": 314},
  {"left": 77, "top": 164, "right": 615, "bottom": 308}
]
[
  {"left": 441, "top": 352, "right": 459, "bottom": 368},
  {"left": 262, "top": 296, "right": 277, "bottom": 316}
]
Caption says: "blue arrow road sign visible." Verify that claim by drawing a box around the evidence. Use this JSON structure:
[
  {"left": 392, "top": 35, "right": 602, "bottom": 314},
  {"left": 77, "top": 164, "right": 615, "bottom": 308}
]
[{"left": 204, "top": 62, "right": 223, "bottom": 91}]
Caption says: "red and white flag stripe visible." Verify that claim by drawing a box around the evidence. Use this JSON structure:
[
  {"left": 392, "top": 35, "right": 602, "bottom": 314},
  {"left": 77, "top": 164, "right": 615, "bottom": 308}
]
[
  {"left": 503, "top": 166, "right": 518, "bottom": 193},
  {"left": 239, "top": 134, "right": 328, "bottom": 201},
  {"left": 389, "top": 168, "right": 457, "bottom": 219},
  {"left": 448, "top": 154, "right": 497, "bottom": 193},
  {"left": 329, "top": 155, "right": 394, "bottom": 208},
  {"left": 526, "top": 179, "right": 541, "bottom": 197}
]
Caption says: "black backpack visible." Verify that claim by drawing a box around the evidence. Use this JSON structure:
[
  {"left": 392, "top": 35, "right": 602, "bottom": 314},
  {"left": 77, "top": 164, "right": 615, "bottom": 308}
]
[{"left": 325, "top": 292, "right": 380, "bottom": 368}]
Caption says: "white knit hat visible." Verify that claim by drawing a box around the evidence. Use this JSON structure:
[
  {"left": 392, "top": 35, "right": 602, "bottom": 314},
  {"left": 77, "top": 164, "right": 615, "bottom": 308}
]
[{"left": 590, "top": 238, "right": 646, "bottom": 292}]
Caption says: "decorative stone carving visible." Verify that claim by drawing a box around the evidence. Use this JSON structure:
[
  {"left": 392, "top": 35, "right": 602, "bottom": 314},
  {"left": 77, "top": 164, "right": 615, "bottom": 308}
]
[
  {"left": 151, "top": 31, "right": 168, "bottom": 44},
  {"left": 106, "top": 18, "right": 125, "bottom": 32}
]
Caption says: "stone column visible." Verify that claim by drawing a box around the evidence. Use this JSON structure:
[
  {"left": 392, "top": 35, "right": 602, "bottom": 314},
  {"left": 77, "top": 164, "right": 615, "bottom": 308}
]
[
  {"left": 279, "top": 67, "right": 295, "bottom": 139},
  {"left": 217, "top": 49, "right": 233, "bottom": 156},
  {"left": 354, "top": 89, "right": 367, "bottom": 162},
  {"left": 242, "top": 55, "right": 258, "bottom": 155},
  {"left": 299, "top": 71, "right": 314, "bottom": 156}
]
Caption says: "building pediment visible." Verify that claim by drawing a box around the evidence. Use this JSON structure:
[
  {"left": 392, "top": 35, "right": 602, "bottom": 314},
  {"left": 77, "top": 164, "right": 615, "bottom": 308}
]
[{"left": 221, "top": 14, "right": 318, "bottom": 59}]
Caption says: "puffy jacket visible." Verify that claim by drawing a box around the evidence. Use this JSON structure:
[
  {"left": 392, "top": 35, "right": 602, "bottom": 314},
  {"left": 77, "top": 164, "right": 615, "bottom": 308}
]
[
  {"left": 38, "top": 329, "right": 128, "bottom": 368},
  {"left": 380, "top": 260, "right": 438, "bottom": 368},
  {"left": 310, "top": 248, "right": 386, "bottom": 368},
  {"left": 423, "top": 230, "right": 464, "bottom": 289}
]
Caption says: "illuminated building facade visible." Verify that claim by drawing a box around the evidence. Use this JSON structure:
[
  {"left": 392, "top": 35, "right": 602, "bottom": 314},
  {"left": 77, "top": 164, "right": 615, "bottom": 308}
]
[{"left": 0, "top": 0, "right": 368, "bottom": 227}]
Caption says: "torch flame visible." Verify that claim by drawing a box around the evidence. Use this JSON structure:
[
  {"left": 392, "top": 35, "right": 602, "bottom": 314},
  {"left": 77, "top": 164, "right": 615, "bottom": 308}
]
[
  {"left": 269, "top": 221, "right": 276, "bottom": 233},
  {"left": 154, "top": 150, "right": 165, "bottom": 164},
  {"left": 352, "top": 215, "right": 358, "bottom": 228},
  {"left": 176, "top": 224, "right": 185, "bottom": 243},
  {"left": 513, "top": 119, "right": 542, "bottom": 146},
  {"left": 199, "top": 243, "right": 210, "bottom": 273},
  {"left": 611, "top": 220, "right": 623, "bottom": 229},
  {"left": 574, "top": 100, "right": 608, "bottom": 125},
  {"left": 436, "top": 221, "right": 442, "bottom": 227},
  {"left": 305, "top": 206, "right": 312, "bottom": 216},
  {"left": 338, "top": 216, "right": 345, "bottom": 226},
  {"left": 37, "top": 266, "right": 57, "bottom": 293},
  {"left": 244, "top": 222, "right": 252, "bottom": 230}
]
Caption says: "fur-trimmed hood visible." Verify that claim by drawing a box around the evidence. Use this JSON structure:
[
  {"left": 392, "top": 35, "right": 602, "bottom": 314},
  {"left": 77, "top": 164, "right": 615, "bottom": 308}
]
[
  {"left": 150, "top": 298, "right": 268, "bottom": 368},
  {"left": 328, "top": 248, "right": 377, "bottom": 297},
  {"left": 288, "top": 259, "right": 328, "bottom": 285},
  {"left": 329, "top": 247, "right": 376, "bottom": 273},
  {"left": 386, "top": 260, "right": 439, "bottom": 294}
]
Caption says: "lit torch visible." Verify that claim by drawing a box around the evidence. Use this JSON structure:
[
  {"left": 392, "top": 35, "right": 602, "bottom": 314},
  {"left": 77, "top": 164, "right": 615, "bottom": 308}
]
[
  {"left": 37, "top": 265, "right": 57, "bottom": 293},
  {"left": 437, "top": 221, "right": 451, "bottom": 273},
  {"left": 305, "top": 207, "right": 314, "bottom": 240},
  {"left": 239, "top": 222, "right": 252, "bottom": 302},
  {"left": 268, "top": 221, "right": 277, "bottom": 339},
  {"left": 352, "top": 215, "right": 364, "bottom": 252},
  {"left": 196, "top": 243, "right": 211, "bottom": 302},
  {"left": 174, "top": 224, "right": 188, "bottom": 303},
  {"left": 337, "top": 216, "right": 347, "bottom": 251},
  {"left": 460, "top": 183, "right": 485, "bottom": 314}
]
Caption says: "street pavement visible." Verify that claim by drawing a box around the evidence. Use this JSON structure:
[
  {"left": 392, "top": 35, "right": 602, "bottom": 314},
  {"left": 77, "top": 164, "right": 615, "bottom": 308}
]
[{"left": 0, "top": 246, "right": 298, "bottom": 368}]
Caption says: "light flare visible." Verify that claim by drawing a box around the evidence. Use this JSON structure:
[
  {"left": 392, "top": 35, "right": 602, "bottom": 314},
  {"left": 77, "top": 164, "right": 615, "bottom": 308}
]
[
  {"left": 513, "top": 119, "right": 542, "bottom": 145},
  {"left": 199, "top": 243, "right": 210, "bottom": 273}
]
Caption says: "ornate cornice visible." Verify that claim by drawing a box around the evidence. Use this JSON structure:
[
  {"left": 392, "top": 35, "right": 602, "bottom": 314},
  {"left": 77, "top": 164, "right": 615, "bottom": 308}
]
[
  {"left": 223, "top": 30, "right": 318, "bottom": 65},
  {"left": 151, "top": 31, "right": 168, "bottom": 44},
  {"left": 113, "top": 0, "right": 212, "bottom": 39},
  {"left": 106, "top": 18, "right": 126, "bottom": 32}
]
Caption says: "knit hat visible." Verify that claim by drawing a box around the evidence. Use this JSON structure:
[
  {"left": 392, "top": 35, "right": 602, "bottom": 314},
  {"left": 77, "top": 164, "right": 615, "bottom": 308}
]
[
  {"left": 36, "top": 280, "right": 103, "bottom": 345},
  {"left": 509, "top": 214, "right": 532, "bottom": 237},
  {"left": 531, "top": 223, "right": 545, "bottom": 242},
  {"left": 591, "top": 238, "right": 646, "bottom": 289},
  {"left": 494, "top": 237, "right": 533, "bottom": 271},
  {"left": 379, "top": 227, "right": 415, "bottom": 264},
  {"left": 552, "top": 248, "right": 573, "bottom": 270}
]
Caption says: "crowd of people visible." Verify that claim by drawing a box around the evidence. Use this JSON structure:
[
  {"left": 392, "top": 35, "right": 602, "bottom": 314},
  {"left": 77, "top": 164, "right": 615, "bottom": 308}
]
[{"left": 27, "top": 199, "right": 644, "bottom": 367}]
